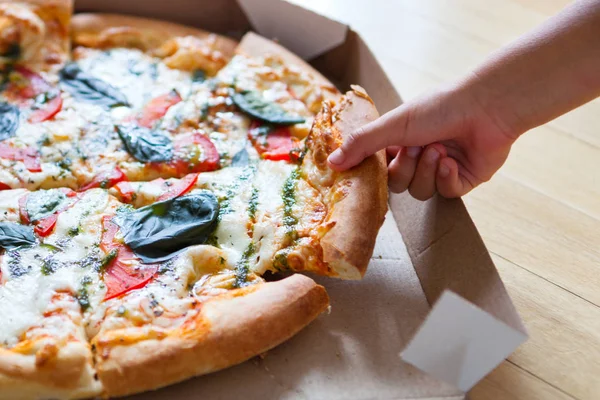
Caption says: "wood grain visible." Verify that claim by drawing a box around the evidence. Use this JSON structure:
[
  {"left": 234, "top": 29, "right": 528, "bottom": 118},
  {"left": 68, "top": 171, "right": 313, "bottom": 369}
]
[{"left": 293, "top": 0, "right": 599, "bottom": 399}]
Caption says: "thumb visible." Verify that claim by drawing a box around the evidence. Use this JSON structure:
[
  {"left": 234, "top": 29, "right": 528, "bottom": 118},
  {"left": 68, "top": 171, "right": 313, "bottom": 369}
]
[{"left": 327, "top": 90, "right": 457, "bottom": 171}]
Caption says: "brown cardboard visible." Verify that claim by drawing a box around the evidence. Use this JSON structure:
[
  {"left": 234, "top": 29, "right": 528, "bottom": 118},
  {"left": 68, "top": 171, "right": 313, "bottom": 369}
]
[{"left": 74, "top": 0, "right": 527, "bottom": 398}]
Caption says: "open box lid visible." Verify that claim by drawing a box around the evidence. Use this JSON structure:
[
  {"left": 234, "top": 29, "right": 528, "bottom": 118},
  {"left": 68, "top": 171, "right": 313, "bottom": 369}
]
[{"left": 75, "top": 0, "right": 528, "bottom": 395}]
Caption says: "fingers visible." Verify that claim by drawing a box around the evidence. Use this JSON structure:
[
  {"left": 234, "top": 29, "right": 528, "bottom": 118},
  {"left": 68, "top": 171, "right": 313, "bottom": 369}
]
[
  {"left": 387, "top": 146, "right": 422, "bottom": 193},
  {"left": 387, "top": 144, "right": 476, "bottom": 200},
  {"left": 328, "top": 88, "right": 462, "bottom": 171},
  {"left": 436, "top": 157, "right": 475, "bottom": 198},
  {"left": 408, "top": 144, "right": 446, "bottom": 200},
  {"left": 328, "top": 104, "right": 413, "bottom": 171}
]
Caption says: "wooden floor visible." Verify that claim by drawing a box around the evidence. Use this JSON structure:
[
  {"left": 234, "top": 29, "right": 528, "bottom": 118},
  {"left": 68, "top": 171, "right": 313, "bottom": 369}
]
[{"left": 296, "top": 1, "right": 599, "bottom": 399}]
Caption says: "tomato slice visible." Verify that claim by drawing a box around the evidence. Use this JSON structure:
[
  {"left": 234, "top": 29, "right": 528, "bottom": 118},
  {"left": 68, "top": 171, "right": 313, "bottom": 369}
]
[
  {"left": 157, "top": 173, "right": 198, "bottom": 201},
  {"left": 172, "top": 133, "right": 219, "bottom": 174},
  {"left": 248, "top": 122, "right": 299, "bottom": 162},
  {"left": 137, "top": 91, "right": 182, "bottom": 128},
  {"left": 18, "top": 195, "right": 30, "bottom": 224},
  {"left": 34, "top": 214, "right": 58, "bottom": 237},
  {"left": 100, "top": 217, "right": 157, "bottom": 301},
  {"left": 113, "top": 181, "right": 136, "bottom": 203},
  {"left": 29, "top": 94, "right": 63, "bottom": 123},
  {"left": 6, "top": 66, "right": 51, "bottom": 99},
  {"left": 18, "top": 189, "right": 79, "bottom": 237},
  {"left": 80, "top": 167, "right": 127, "bottom": 191},
  {"left": 0, "top": 144, "right": 42, "bottom": 173},
  {"left": 0, "top": 182, "right": 11, "bottom": 190}
]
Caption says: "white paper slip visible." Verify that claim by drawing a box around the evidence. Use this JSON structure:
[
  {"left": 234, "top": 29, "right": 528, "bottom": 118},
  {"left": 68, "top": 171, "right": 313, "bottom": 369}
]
[{"left": 401, "top": 290, "right": 528, "bottom": 392}]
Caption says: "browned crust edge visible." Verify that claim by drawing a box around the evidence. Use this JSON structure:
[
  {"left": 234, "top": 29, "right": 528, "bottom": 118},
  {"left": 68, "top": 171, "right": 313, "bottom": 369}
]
[
  {"left": 0, "top": 342, "right": 102, "bottom": 400},
  {"left": 71, "top": 13, "right": 237, "bottom": 57},
  {"left": 321, "top": 87, "right": 388, "bottom": 279},
  {"left": 236, "top": 32, "right": 340, "bottom": 100},
  {"left": 96, "top": 274, "right": 329, "bottom": 398}
]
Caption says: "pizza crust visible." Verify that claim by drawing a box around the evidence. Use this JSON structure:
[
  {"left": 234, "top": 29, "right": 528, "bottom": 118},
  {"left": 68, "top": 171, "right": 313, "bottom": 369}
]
[
  {"left": 320, "top": 87, "right": 388, "bottom": 278},
  {"left": 71, "top": 13, "right": 237, "bottom": 57},
  {"left": 94, "top": 274, "right": 329, "bottom": 398},
  {"left": 236, "top": 31, "right": 340, "bottom": 101},
  {"left": 0, "top": 342, "right": 102, "bottom": 400}
]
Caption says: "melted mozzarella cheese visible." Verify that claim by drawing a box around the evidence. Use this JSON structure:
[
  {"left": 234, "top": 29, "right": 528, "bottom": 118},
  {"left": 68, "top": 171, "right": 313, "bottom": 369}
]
[
  {"left": 0, "top": 190, "right": 110, "bottom": 346},
  {"left": 75, "top": 48, "right": 193, "bottom": 113},
  {"left": 251, "top": 160, "right": 294, "bottom": 274}
]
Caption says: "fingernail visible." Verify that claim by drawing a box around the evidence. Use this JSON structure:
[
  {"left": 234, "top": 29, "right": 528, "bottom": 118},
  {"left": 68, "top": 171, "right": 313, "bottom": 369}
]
[
  {"left": 438, "top": 163, "right": 450, "bottom": 177},
  {"left": 425, "top": 148, "right": 440, "bottom": 164},
  {"left": 406, "top": 146, "right": 421, "bottom": 158},
  {"left": 328, "top": 149, "right": 345, "bottom": 165}
]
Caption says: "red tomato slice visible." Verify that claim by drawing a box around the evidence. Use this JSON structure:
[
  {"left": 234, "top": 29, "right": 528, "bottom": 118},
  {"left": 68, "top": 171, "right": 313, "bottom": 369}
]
[
  {"left": 157, "top": 173, "right": 198, "bottom": 201},
  {"left": 18, "top": 195, "right": 30, "bottom": 224},
  {"left": 137, "top": 91, "right": 182, "bottom": 128},
  {"left": 80, "top": 167, "right": 127, "bottom": 191},
  {"left": 34, "top": 214, "right": 58, "bottom": 237},
  {"left": 29, "top": 94, "right": 63, "bottom": 123},
  {"left": 248, "top": 122, "right": 299, "bottom": 162},
  {"left": 172, "top": 133, "right": 219, "bottom": 174},
  {"left": 7, "top": 66, "right": 51, "bottom": 99},
  {"left": 0, "top": 144, "right": 42, "bottom": 173},
  {"left": 0, "top": 182, "right": 11, "bottom": 190},
  {"left": 100, "top": 216, "right": 158, "bottom": 301},
  {"left": 112, "top": 181, "right": 136, "bottom": 203},
  {"left": 18, "top": 189, "right": 79, "bottom": 237}
]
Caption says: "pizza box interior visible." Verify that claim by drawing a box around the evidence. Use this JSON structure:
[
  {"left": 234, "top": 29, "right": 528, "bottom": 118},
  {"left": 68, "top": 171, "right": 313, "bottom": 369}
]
[{"left": 74, "top": 0, "right": 529, "bottom": 398}]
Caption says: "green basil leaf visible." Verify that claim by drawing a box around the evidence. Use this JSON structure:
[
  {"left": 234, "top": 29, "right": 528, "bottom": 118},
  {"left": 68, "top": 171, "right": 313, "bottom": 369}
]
[
  {"left": 115, "top": 192, "right": 219, "bottom": 263},
  {"left": 0, "top": 102, "right": 19, "bottom": 141},
  {"left": 0, "top": 222, "right": 35, "bottom": 250},
  {"left": 59, "top": 63, "right": 130, "bottom": 108},
  {"left": 231, "top": 148, "right": 249, "bottom": 167},
  {"left": 233, "top": 91, "right": 305, "bottom": 125},
  {"left": 116, "top": 124, "right": 173, "bottom": 163},
  {"left": 192, "top": 69, "right": 206, "bottom": 83},
  {"left": 26, "top": 189, "right": 68, "bottom": 222}
]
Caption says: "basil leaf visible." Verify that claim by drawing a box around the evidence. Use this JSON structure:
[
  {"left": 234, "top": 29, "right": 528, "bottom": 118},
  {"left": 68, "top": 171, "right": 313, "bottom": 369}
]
[
  {"left": 26, "top": 189, "right": 68, "bottom": 222},
  {"left": 233, "top": 91, "right": 305, "bottom": 125},
  {"left": 0, "top": 102, "right": 19, "bottom": 141},
  {"left": 231, "top": 148, "right": 249, "bottom": 167},
  {"left": 0, "top": 222, "right": 35, "bottom": 250},
  {"left": 192, "top": 69, "right": 206, "bottom": 83},
  {"left": 116, "top": 125, "right": 173, "bottom": 163},
  {"left": 59, "top": 63, "right": 130, "bottom": 108},
  {"left": 115, "top": 192, "right": 219, "bottom": 263}
]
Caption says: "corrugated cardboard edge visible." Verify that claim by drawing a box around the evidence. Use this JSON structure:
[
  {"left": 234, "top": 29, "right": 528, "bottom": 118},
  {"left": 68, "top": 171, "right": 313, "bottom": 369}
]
[
  {"left": 237, "top": 0, "right": 348, "bottom": 60},
  {"left": 75, "top": 0, "right": 251, "bottom": 38}
]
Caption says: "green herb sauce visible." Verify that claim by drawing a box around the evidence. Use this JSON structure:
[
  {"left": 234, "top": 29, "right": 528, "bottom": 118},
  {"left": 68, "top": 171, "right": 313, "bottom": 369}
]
[
  {"left": 248, "top": 187, "right": 259, "bottom": 220},
  {"left": 233, "top": 242, "right": 255, "bottom": 288},
  {"left": 76, "top": 276, "right": 93, "bottom": 311},
  {"left": 282, "top": 169, "right": 299, "bottom": 239}
]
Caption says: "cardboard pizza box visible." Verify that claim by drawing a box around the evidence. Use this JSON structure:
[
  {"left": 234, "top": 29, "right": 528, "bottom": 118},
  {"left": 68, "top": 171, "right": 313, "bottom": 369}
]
[{"left": 74, "top": 0, "right": 528, "bottom": 398}]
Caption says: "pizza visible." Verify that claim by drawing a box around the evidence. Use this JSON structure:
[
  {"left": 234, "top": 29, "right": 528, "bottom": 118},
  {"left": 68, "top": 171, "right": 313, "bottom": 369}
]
[{"left": 0, "top": 2, "right": 388, "bottom": 399}]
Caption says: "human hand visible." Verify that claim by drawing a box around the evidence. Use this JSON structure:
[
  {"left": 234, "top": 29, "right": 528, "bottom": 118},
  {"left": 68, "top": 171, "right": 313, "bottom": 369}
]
[{"left": 327, "top": 83, "right": 518, "bottom": 200}]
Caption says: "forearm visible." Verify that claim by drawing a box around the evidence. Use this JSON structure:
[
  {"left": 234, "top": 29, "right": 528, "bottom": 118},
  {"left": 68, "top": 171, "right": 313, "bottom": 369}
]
[{"left": 459, "top": 0, "right": 600, "bottom": 137}]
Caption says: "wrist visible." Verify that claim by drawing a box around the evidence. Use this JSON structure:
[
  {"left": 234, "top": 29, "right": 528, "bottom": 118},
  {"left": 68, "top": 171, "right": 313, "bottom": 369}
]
[{"left": 452, "top": 72, "right": 526, "bottom": 142}]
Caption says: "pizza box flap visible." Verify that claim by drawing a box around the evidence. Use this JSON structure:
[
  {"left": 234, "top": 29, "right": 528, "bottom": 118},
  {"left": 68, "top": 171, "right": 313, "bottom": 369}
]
[{"left": 73, "top": 0, "right": 528, "bottom": 397}]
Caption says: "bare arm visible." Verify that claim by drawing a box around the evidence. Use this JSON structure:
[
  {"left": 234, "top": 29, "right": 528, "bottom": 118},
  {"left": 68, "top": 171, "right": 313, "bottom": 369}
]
[{"left": 328, "top": 0, "right": 600, "bottom": 199}]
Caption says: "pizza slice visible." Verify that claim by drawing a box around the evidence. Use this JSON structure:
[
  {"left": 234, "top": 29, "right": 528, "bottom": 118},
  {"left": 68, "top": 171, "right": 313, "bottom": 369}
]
[
  {"left": 0, "top": 185, "right": 329, "bottom": 397},
  {"left": 0, "top": 0, "right": 81, "bottom": 191}
]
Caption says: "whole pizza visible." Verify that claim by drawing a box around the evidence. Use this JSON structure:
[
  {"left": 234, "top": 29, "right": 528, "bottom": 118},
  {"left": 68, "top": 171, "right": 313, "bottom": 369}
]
[{"left": 0, "top": 1, "right": 388, "bottom": 398}]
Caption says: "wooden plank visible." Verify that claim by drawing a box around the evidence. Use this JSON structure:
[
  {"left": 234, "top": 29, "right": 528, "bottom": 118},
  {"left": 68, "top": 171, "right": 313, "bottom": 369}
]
[
  {"left": 470, "top": 361, "right": 573, "bottom": 400},
  {"left": 501, "top": 125, "right": 600, "bottom": 221},
  {"left": 489, "top": 254, "right": 600, "bottom": 399},
  {"left": 465, "top": 174, "right": 600, "bottom": 305}
]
